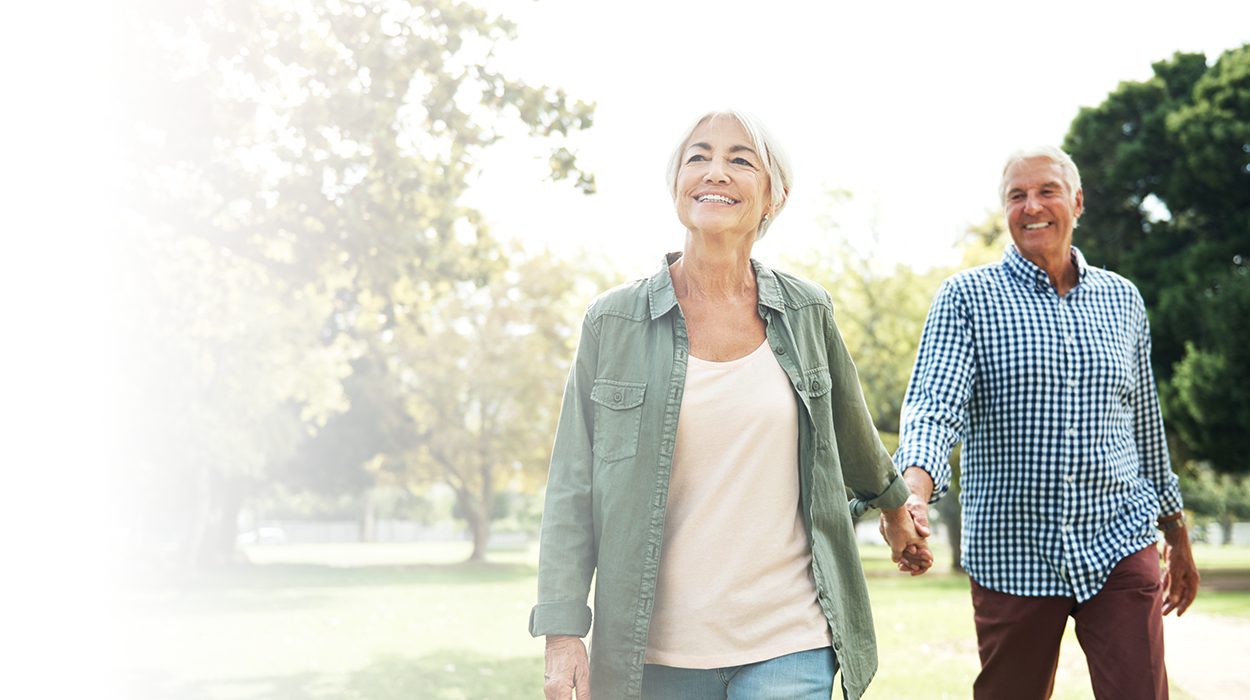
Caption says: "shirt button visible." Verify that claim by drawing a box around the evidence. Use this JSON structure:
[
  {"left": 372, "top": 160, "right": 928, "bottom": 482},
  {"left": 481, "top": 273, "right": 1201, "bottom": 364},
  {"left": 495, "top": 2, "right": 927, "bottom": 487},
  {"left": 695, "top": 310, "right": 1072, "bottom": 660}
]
[
  {"left": 1064, "top": 474, "right": 1075, "bottom": 484},
  {"left": 1067, "top": 379, "right": 1077, "bottom": 388},
  {"left": 775, "top": 346, "right": 786, "bottom": 355},
  {"left": 810, "top": 380, "right": 821, "bottom": 391},
  {"left": 1066, "top": 335, "right": 1075, "bottom": 344},
  {"left": 1066, "top": 428, "right": 1077, "bottom": 437},
  {"left": 613, "top": 391, "right": 623, "bottom": 403}
]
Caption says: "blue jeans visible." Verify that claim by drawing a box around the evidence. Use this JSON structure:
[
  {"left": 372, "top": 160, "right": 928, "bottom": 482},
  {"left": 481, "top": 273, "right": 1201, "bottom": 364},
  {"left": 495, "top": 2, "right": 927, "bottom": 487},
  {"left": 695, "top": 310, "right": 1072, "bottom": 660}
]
[{"left": 641, "top": 647, "right": 837, "bottom": 699}]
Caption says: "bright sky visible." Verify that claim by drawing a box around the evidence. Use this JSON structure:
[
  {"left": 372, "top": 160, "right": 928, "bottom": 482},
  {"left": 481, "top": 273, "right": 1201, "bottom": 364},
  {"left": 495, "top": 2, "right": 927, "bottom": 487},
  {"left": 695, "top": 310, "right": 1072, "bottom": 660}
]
[{"left": 469, "top": 0, "right": 1249, "bottom": 275}]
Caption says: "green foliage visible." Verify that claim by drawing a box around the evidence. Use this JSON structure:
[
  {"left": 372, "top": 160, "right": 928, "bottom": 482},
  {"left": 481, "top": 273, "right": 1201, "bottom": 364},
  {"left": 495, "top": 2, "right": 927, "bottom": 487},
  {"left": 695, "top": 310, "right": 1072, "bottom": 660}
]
[
  {"left": 1063, "top": 44, "right": 1250, "bottom": 474},
  {"left": 119, "top": 0, "right": 596, "bottom": 565},
  {"left": 1179, "top": 462, "right": 1250, "bottom": 544}
]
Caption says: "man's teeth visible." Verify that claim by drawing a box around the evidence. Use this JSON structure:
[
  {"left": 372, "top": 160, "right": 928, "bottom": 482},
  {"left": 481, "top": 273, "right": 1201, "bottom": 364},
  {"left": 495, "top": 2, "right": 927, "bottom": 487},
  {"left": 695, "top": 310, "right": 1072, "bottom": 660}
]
[
  {"left": 1024, "top": 223, "right": 1050, "bottom": 230},
  {"left": 697, "top": 194, "right": 737, "bottom": 204}
]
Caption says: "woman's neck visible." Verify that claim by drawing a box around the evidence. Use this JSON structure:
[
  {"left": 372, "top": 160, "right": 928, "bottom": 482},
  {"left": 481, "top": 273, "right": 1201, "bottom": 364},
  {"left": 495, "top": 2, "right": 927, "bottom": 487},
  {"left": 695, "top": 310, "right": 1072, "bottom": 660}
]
[{"left": 672, "top": 234, "right": 756, "bottom": 301}]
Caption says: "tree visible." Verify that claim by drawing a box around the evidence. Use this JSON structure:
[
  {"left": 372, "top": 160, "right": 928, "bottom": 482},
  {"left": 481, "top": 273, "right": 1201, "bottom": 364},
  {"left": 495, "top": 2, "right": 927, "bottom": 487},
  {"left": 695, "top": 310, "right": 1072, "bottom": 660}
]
[
  {"left": 1177, "top": 463, "right": 1250, "bottom": 544},
  {"left": 119, "top": 0, "right": 595, "bottom": 566},
  {"left": 390, "top": 250, "right": 590, "bottom": 561},
  {"left": 1064, "top": 44, "right": 1250, "bottom": 474}
]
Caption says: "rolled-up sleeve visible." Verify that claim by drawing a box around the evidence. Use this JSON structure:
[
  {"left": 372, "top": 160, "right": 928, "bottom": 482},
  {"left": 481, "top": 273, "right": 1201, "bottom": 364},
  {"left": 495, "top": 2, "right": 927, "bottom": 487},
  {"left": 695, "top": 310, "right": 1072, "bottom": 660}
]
[
  {"left": 893, "top": 280, "right": 976, "bottom": 502},
  {"left": 529, "top": 313, "right": 599, "bottom": 638}
]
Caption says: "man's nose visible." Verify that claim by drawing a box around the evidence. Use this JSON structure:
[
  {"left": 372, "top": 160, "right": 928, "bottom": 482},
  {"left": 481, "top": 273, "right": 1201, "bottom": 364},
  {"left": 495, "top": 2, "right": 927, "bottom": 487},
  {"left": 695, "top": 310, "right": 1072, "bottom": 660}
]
[{"left": 1024, "top": 193, "right": 1043, "bottom": 213}]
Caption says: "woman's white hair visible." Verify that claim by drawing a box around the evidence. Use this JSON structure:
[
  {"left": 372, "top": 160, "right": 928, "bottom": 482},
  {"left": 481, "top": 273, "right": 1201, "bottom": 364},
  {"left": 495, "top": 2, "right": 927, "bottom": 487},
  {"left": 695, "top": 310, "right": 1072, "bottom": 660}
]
[
  {"left": 999, "top": 145, "right": 1083, "bottom": 204},
  {"left": 665, "top": 110, "right": 793, "bottom": 240}
]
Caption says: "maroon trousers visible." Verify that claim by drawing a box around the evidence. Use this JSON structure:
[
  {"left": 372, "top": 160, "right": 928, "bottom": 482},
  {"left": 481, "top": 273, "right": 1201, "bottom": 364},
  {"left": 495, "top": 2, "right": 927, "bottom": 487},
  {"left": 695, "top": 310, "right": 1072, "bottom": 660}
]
[{"left": 970, "top": 546, "right": 1167, "bottom": 700}]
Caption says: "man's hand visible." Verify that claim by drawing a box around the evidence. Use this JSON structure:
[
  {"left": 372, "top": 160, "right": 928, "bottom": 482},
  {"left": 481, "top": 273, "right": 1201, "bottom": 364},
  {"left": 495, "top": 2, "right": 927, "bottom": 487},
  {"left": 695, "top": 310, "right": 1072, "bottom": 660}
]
[
  {"left": 1160, "top": 525, "right": 1200, "bottom": 617},
  {"left": 878, "top": 466, "right": 937, "bottom": 575},
  {"left": 880, "top": 499, "right": 933, "bottom": 575},
  {"left": 544, "top": 635, "right": 591, "bottom": 700}
]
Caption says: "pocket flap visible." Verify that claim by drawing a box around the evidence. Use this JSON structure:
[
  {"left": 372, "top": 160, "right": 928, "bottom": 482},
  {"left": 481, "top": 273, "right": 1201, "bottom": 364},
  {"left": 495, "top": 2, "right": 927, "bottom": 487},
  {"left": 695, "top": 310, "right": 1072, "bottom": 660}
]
[
  {"left": 590, "top": 380, "right": 646, "bottom": 410},
  {"left": 801, "top": 366, "right": 832, "bottom": 397}
]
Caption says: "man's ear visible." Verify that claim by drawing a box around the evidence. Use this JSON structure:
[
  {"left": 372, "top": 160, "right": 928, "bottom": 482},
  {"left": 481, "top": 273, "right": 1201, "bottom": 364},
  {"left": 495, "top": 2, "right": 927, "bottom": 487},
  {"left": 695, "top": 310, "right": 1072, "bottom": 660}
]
[{"left": 1074, "top": 188, "right": 1084, "bottom": 219}]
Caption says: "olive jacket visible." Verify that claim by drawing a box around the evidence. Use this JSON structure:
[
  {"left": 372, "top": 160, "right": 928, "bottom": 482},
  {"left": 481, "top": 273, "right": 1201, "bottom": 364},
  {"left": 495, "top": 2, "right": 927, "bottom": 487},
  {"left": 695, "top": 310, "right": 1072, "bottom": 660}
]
[{"left": 529, "top": 253, "right": 910, "bottom": 699}]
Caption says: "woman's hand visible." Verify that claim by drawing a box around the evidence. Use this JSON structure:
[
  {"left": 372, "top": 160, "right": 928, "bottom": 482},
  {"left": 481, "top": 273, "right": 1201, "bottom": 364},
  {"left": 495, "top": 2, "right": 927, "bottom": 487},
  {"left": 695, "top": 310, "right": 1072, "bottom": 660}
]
[
  {"left": 879, "top": 500, "right": 934, "bottom": 576},
  {"left": 544, "top": 634, "right": 591, "bottom": 700}
]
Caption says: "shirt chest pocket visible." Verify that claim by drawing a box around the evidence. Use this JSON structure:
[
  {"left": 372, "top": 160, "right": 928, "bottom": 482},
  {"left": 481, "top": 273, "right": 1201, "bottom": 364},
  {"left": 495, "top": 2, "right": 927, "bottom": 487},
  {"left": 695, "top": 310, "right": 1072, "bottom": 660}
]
[
  {"left": 799, "top": 366, "right": 832, "bottom": 399},
  {"left": 590, "top": 379, "right": 646, "bottom": 464},
  {"left": 798, "top": 366, "right": 834, "bottom": 446}
]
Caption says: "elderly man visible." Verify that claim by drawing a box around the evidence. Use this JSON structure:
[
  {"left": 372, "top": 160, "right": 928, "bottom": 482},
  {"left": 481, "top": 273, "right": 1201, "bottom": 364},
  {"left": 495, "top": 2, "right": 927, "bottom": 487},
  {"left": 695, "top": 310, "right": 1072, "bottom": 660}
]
[{"left": 891, "top": 146, "right": 1199, "bottom": 698}]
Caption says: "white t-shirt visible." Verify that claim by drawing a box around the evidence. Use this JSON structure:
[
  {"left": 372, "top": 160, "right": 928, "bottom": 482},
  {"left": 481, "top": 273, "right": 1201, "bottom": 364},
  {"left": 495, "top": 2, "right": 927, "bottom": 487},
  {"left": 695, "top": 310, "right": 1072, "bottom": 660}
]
[{"left": 645, "top": 340, "right": 832, "bottom": 668}]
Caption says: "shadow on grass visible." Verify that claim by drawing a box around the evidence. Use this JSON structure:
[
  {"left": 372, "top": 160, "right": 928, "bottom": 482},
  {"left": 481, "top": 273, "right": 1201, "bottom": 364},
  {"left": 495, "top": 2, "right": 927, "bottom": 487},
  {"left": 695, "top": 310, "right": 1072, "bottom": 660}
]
[
  {"left": 125, "top": 561, "right": 537, "bottom": 616},
  {"left": 137, "top": 560, "right": 535, "bottom": 590},
  {"left": 125, "top": 651, "right": 542, "bottom": 700},
  {"left": 125, "top": 668, "right": 337, "bottom": 700},
  {"left": 346, "top": 651, "right": 542, "bottom": 699}
]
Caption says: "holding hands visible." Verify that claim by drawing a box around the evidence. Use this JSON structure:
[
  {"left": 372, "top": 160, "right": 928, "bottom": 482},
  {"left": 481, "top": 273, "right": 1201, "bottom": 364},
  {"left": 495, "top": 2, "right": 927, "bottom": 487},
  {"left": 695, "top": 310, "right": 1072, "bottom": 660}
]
[
  {"left": 880, "top": 495, "right": 934, "bottom": 575},
  {"left": 879, "top": 467, "right": 937, "bottom": 575}
]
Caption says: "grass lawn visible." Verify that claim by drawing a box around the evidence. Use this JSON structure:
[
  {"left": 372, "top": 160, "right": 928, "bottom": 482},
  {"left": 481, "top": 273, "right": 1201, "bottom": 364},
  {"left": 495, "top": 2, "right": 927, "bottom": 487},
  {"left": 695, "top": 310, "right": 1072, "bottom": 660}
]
[{"left": 119, "top": 542, "right": 1248, "bottom": 699}]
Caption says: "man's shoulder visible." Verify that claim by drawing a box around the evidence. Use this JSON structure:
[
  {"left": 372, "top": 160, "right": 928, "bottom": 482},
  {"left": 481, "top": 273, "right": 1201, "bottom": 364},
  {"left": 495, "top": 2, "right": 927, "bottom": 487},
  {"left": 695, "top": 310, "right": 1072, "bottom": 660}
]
[{"left": 936, "top": 261, "right": 1006, "bottom": 300}]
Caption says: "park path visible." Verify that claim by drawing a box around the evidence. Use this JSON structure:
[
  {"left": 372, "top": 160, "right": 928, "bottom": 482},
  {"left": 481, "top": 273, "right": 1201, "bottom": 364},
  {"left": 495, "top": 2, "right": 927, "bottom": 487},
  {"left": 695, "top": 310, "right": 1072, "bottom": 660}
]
[{"left": 1165, "top": 612, "right": 1250, "bottom": 699}]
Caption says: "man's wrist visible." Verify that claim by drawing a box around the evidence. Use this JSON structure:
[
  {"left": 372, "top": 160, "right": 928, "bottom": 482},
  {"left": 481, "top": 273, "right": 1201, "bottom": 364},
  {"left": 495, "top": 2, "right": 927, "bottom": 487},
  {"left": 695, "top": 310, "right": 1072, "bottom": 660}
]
[
  {"left": 902, "top": 466, "right": 935, "bottom": 503},
  {"left": 1158, "top": 513, "right": 1186, "bottom": 533}
]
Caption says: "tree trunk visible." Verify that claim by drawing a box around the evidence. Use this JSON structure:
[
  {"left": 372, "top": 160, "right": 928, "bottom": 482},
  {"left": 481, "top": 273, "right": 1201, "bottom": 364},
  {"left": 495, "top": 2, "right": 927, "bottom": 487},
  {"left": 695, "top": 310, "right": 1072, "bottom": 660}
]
[
  {"left": 465, "top": 458, "right": 496, "bottom": 563},
  {"left": 360, "top": 486, "right": 377, "bottom": 543},
  {"left": 454, "top": 487, "right": 493, "bottom": 563},
  {"left": 1221, "top": 513, "right": 1234, "bottom": 545},
  {"left": 190, "top": 469, "right": 246, "bottom": 569},
  {"left": 468, "top": 508, "right": 491, "bottom": 562}
]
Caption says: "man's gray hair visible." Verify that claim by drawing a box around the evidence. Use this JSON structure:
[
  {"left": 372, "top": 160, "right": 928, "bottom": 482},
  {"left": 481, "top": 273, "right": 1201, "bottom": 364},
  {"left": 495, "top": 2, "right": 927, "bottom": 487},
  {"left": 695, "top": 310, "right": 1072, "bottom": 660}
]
[
  {"left": 999, "top": 145, "right": 1083, "bottom": 204},
  {"left": 666, "top": 110, "right": 793, "bottom": 240}
]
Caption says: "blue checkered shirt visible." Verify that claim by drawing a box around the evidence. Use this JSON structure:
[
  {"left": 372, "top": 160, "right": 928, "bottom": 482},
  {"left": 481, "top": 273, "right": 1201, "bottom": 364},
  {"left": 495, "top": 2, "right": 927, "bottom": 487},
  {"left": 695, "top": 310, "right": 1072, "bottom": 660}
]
[{"left": 894, "top": 245, "right": 1182, "bottom": 602}]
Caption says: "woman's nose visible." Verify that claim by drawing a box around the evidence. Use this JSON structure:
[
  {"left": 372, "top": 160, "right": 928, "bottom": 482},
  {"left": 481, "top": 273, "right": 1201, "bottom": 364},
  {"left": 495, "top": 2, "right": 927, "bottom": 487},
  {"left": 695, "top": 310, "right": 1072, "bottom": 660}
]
[{"left": 704, "top": 161, "right": 729, "bottom": 183}]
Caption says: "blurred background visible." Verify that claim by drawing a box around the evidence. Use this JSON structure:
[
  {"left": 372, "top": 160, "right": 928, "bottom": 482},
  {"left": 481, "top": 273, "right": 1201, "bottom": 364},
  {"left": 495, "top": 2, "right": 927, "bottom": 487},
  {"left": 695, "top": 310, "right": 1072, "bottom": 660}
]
[{"left": 14, "top": 0, "right": 1248, "bottom": 697}]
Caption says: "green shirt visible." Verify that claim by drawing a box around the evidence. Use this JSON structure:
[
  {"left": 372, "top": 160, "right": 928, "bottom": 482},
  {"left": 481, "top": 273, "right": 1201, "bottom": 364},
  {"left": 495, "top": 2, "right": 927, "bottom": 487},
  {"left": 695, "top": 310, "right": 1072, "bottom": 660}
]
[{"left": 529, "top": 253, "right": 909, "bottom": 699}]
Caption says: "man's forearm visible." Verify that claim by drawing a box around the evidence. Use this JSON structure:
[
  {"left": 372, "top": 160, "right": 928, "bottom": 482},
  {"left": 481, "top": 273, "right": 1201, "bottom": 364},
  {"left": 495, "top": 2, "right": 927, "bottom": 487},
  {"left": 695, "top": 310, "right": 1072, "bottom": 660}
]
[{"left": 903, "top": 466, "right": 935, "bottom": 503}]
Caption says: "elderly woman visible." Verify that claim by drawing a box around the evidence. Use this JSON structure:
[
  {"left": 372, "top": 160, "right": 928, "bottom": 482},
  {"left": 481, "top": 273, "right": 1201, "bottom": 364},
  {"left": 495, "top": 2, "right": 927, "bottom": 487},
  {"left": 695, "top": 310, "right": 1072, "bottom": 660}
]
[{"left": 529, "top": 110, "right": 931, "bottom": 700}]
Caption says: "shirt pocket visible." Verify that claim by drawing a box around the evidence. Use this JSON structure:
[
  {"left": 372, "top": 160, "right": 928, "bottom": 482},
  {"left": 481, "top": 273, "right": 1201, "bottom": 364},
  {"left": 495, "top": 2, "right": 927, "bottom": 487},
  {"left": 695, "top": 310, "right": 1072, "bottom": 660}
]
[
  {"left": 800, "top": 366, "right": 832, "bottom": 398},
  {"left": 590, "top": 379, "right": 646, "bottom": 464},
  {"left": 801, "top": 366, "right": 834, "bottom": 448}
]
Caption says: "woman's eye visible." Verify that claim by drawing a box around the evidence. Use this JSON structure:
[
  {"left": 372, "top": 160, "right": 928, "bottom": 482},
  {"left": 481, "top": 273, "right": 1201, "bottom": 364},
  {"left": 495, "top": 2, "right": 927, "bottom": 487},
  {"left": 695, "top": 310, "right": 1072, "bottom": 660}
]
[
  {"left": 732, "top": 157, "right": 755, "bottom": 167},
  {"left": 686, "top": 154, "right": 707, "bottom": 163}
]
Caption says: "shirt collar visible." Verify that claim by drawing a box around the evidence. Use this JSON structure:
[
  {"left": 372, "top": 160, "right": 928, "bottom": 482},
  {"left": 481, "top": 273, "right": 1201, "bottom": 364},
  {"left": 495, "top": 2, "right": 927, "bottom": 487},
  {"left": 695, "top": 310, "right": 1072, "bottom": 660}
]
[
  {"left": 1002, "top": 244, "right": 1089, "bottom": 292},
  {"left": 647, "top": 252, "right": 786, "bottom": 320}
]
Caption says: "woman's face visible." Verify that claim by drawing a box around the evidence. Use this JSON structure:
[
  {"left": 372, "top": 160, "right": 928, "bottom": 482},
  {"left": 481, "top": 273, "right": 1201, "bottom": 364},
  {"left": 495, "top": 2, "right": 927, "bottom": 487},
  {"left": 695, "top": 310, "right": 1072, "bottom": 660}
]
[{"left": 674, "top": 116, "right": 771, "bottom": 240}]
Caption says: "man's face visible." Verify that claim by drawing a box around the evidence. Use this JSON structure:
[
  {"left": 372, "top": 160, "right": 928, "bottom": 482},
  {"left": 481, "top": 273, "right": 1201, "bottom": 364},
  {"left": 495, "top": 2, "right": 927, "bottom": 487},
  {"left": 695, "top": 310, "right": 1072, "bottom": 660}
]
[{"left": 1003, "top": 157, "right": 1083, "bottom": 265}]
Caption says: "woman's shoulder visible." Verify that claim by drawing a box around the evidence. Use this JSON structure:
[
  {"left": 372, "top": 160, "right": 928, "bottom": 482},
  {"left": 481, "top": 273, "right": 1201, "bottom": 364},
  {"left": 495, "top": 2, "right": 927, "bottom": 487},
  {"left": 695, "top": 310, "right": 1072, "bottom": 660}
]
[
  {"left": 762, "top": 265, "right": 833, "bottom": 310},
  {"left": 584, "top": 276, "right": 653, "bottom": 324}
]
